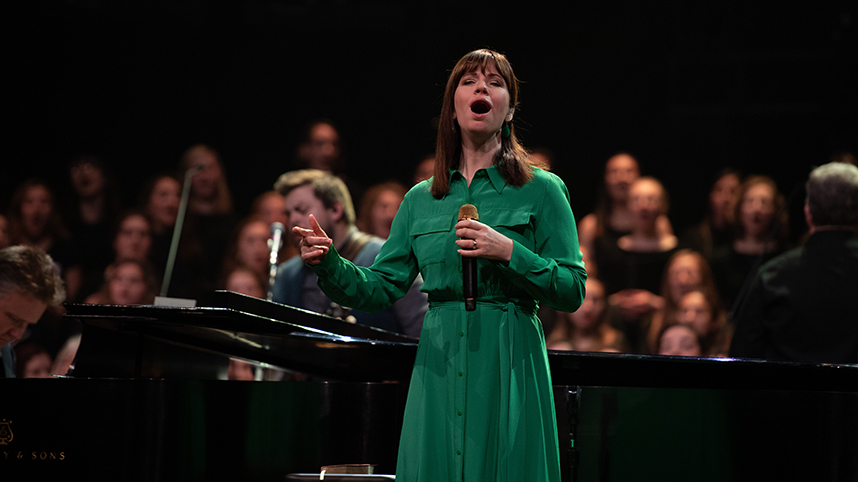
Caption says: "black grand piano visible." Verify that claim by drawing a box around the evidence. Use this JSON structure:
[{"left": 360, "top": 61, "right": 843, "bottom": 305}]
[{"left": 2, "top": 291, "right": 856, "bottom": 482}]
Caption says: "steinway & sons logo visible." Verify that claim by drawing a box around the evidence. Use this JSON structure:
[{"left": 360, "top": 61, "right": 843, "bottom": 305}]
[{"left": 1, "top": 418, "right": 67, "bottom": 462}]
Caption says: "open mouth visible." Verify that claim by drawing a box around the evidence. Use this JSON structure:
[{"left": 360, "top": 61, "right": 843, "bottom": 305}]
[{"left": 470, "top": 100, "right": 491, "bottom": 114}]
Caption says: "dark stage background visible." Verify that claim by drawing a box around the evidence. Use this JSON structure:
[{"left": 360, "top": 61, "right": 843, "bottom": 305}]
[{"left": 5, "top": 1, "right": 857, "bottom": 234}]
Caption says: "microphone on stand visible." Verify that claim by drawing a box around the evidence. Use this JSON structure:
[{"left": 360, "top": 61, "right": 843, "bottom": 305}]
[
  {"left": 458, "top": 204, "right": 479, "bottom": 311},
  {"left": 267, "top": 222, "right": 286, "bottom": 301},
  {"left": 159, "top": 164, "right": 203, "bottom": 298}
]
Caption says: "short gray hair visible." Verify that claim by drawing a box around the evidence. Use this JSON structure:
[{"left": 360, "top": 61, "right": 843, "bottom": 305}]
[
  {"left": 806, "top": 162, "right": 858, "bottom": 228},
  {"left": 0, "top": 245, "right": 65, "bottom": 305}
]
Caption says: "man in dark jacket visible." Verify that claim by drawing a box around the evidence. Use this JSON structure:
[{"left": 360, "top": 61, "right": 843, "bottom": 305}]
[{"left": 730, "top": 162, "right": 858, "bottom": 364}]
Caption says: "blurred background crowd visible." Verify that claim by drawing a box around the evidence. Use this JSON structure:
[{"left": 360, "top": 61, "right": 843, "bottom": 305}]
[
  {"left": 4, "top": 120, "right": 855, "bottom": 378},
  {"left": 3, "top": 2, "right": 855, "bottom": 377}
]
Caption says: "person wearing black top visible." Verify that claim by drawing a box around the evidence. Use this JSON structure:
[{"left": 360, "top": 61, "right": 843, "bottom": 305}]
[{"left": 731, "top": 162, "right": 858, "bottom": 364}]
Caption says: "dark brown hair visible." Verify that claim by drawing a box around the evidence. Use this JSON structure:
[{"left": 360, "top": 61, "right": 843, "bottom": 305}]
[
  {"left": 431, "top": 49, "right": 533, "bottom": 198},
  {"left": 179, "top": 144, "right": 234, "bottom": 215},
  {"left": 592, "top": 152, "right": 640, "bottom": 238},
  {"left": 220, "top": 214, "right": 269, "bottom": 279},
  {"left": 7, "top": 179, "right": 69, "bottom": 245},
  {"left": 13, "top": 341, "right": 51, "bottom": 378},
  {"left": 646, "top": 249, "right": 724, "bottom": 353},
  {"left": 731, "top": 175, "right": 788, "bottom": 243},
  {"left": 87, "top": 258, "right": 159, "bottom": 305},
  {"left": 356, "top": 181, "right": 407, "bottom": 235}
]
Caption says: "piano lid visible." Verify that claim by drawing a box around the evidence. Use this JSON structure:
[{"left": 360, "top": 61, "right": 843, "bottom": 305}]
[
  {"left": 65, "top": 291, "right": 418, "bottom": 381},
  {"left": 67, "top": 290, "right": 416, "bottom": 342},
  {"left": 64, "top": 291, "right": 857, "bottom": 390}
]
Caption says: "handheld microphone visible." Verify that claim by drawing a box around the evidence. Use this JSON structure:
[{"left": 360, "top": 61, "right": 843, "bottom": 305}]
[
  {"left": 458, "top": 204, "right": 479, "bottom": 311},
  {"left": 267, "top": 222, "right": 286, "bottom": 301}
]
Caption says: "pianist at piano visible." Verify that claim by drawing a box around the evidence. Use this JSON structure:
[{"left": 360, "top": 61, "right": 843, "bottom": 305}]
[{"left": 0, "top": 245, "right": 65, "bottom": 378}]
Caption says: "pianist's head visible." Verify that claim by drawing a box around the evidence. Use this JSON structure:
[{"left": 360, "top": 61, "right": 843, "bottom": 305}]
[{"left": 0, "top": 245, "right": 65, "bottom": 347}]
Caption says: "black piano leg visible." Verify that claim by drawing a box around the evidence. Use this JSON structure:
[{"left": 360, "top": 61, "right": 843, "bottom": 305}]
[{"left": 567, "top": 387, "right": 581, "bottom": 482}]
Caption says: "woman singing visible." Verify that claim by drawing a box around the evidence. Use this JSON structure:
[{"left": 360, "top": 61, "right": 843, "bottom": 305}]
[{"left": 294, "top": 49, "right": 586, "bottom": 482}]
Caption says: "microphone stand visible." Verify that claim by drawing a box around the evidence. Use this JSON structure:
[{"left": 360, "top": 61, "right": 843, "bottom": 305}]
[
  {"left": 267, "top": 222, "right": 285, "bottom": 301},
  {"left": 160, "top": 166, "right": 201, "bottom": 297}
]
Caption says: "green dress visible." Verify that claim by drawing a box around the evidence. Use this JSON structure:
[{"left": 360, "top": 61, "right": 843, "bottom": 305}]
[{"left": 311, "top": 166, "right": 587, "bottom": 482}]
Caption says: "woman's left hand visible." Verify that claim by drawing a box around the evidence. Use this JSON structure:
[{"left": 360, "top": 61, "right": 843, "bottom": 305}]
[{"left": 455, "top": 219, "right": 514, "bottom": 263}]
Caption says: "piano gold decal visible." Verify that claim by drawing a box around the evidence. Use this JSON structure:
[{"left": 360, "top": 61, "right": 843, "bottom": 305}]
[
  {"left": 0, "top": 419, "right": 12, "bottom": 445},
  {"left": 0, "top": 418, "right": 67, "bottom": 462}
]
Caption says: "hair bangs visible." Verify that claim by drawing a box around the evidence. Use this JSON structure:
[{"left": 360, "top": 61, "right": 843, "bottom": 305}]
[{"left": 449, "top": 50, "right": 518, "bottom": 106}]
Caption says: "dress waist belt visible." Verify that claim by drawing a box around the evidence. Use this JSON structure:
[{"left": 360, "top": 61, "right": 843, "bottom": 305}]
[{"left": 428, "top": 299, "right": 537, "bottom": 317}]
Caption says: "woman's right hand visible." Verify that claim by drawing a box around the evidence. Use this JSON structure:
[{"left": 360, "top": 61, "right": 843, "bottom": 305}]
[{"left": 293, "top": 214, "right": 332, "bottom": 266}]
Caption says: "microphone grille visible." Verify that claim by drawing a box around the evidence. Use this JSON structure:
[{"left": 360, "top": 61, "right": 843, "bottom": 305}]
[
  {"left": 270, "top": 222, "right": 286, "bottom": 234},
  {"left": 458, "top": 204, "right": 478, "bottom": 221}
]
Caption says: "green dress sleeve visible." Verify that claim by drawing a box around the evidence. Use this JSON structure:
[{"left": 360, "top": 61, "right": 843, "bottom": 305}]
[
  {"left": 309, "top": 192, "right": 420, "bottom": 314},
  {"left": 495, "top": 172, "right": 587, "bottom": 312}
]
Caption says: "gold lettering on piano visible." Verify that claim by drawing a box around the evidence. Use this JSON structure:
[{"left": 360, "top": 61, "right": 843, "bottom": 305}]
[
  {"left": 0, "top": 450, "right": 67, "bottom": 463},
  {"left": 0, "top": 419, "right": 12, "bottom": 445},
  {"left": 32, "top": 451, "right": 62, "bottom": 460},
  {"left": 0, "top": 418, "right": 68, "bottom": 464}
]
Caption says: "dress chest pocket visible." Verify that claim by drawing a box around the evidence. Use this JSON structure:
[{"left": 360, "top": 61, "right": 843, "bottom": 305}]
[
  {"left": 481, "top": 209, "right": 534, "bottom": 248},
  {"left": 410, "top": 214, "right": 454, "bottom": 270}
]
